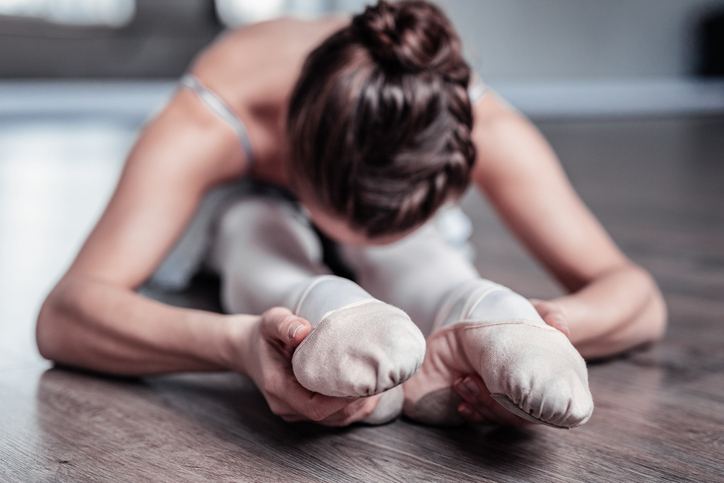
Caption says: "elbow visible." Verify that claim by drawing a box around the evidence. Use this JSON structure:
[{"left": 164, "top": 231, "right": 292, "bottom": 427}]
[
  {"left": 635, "top": 266, "right": 668, "bottom": 346},
  {"left": 645, "top": 285, "right": 668, "bottom": 344},
  {"left": 576, "top": 265, "right": 667, "bottom": 360},
  {"left": 36, "top": 286, "right": 70, "bottom": 363},
  {"left": 36, "top": 294, "right": 59, "bottom": 362}
]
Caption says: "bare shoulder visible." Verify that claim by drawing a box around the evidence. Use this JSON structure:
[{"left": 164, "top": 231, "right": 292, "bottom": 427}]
[
  {"left": 470, "top": 93, "right": 549, "bottom": 186},
  {"left": 471, "top": 93, "right": 529, "bottom": 149},
  {"left": 210, "top": 15, "right": 349, "bottom": 56},
  {"left": 189, "top": 16, "right": 350, "bottom": 99},
  {"left": 178, "top": 15, "right": 351, "bottom": 183}
]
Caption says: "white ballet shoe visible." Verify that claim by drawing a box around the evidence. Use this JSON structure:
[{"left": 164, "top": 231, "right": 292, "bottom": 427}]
[
  {"left": 361, "top": 385, "right": 405, "bottom": 425},
  {"left": 289, "top": 276, "right": 426, "bottom": 423},
  {"left": 403, "top": 280, "right": 593, "bottom": 428},
  {"left": 292, "top": 297, "right": 426, "bottom": 397}
]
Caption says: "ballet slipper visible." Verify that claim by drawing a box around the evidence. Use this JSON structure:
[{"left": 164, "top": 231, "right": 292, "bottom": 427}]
[
  {"left": 361, "top": 386, "right": 405, "bottom": 425},
  {"left": 402, "top": 280, "right": 593, "bottom": 428},
  {"left": 289, "top": 276, "right": 426, "bottom": 424}
]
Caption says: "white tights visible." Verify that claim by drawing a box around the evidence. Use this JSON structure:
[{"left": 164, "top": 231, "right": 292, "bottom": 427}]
[
  {"left": 207, "top": 197, "right": 425, "bottom": 424},
  {"left": 208, "top": 195, "right": 592, "bottom": 428},
  {"left": 343, "top": 219, "right": 593, "bottom": 428}
]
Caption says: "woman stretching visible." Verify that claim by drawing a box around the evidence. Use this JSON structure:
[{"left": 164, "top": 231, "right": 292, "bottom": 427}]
[{"left": 37, "top": 1, "right": 666, "bottom": 427}]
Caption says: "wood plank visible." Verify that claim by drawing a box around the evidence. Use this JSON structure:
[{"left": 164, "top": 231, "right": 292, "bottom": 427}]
[{"left": 1, "top": 115, "right": 723, "bottom": 481}]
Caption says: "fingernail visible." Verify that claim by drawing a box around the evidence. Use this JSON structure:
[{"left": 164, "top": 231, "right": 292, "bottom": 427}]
[
  {"left": 454, "top": 378, "right": 470, "bottom": 396},
  {"left": 288, "top": 321, "right": 303, "bottom": 340},
  {"left": 458, "top": 404, "right": 473, "bottom": 417},
  {"left": 463, "top": 377, "right": 479, "bottom": 396}
]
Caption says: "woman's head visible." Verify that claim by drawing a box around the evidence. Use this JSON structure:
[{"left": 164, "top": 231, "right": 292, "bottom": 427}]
[{"left": 287, "top": 0, "right": 475, "bottom": 241}]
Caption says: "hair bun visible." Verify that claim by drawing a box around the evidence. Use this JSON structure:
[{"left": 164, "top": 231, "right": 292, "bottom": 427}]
[{"left": 352, "top": 0, "right": 466, "bottom": 80}]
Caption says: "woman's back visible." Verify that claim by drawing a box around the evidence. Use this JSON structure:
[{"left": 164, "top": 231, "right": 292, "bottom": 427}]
[{"left": 188, "top": 16, "right": 351, "bottom": 184}]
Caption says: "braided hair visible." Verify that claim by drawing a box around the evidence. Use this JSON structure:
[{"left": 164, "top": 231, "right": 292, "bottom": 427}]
[{"left": 287, "top": 0, "right": 475, "bottom": 237}]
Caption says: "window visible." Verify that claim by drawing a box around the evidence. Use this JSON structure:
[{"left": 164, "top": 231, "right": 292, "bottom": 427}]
[{"left": 0, "top": 0, "right": 135, "bottom": 27}]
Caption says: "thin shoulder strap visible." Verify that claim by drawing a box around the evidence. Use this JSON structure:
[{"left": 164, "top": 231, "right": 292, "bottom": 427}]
[
  {"left": 468, "top": 73, "right": 489, "bottom": 105},
  {"left": 179, "top": 73, "right": 255, "bottom": 168}
]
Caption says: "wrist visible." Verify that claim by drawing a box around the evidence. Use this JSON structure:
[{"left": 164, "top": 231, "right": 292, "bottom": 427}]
[{"left": 220, "top": 314, "right": 259, "bottom": 375}]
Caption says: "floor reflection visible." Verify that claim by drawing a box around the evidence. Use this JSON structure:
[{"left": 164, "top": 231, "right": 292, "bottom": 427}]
[{"left": 0, "top": 118, "right": 137, "bottom": 368}]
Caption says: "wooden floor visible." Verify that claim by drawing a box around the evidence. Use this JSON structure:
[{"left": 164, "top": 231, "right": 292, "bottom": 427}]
[{"left": 1, "top": 113, "right": 723, "bottom": 482}]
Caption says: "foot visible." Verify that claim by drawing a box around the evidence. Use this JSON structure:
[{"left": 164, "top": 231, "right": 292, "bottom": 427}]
[
  {"left": 403, "top": 282, "right": 594, "bottom": 428},
  {"left": 361, "top": 385, "right": 405, "bottom": 425},
  {"left": 403, "top": 320, "right": 593, "bottom": 428},
  {"left": 292, "top": 298, "right": 426, "bottom": 399}
]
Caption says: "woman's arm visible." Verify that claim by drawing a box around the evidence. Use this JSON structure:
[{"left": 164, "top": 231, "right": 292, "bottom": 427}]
[
  {"left": 37, "top": 86, "right": 248, "bottom": 374},
  {"left": 36, "top": 85, "right": 375, "bottom": 426},
  {"left": 470, "top": 93, "right": 667, "bottom": 359}
]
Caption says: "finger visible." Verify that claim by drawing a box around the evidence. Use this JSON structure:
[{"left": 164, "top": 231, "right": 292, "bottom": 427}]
[
  {"left": 265, "top": 393, "right": 304, "bottom": 422},
  {"left": 541, "top": 307, "right": 570, "bottom": 336},
  {"left": 547, "top": 316, "right": 570, "bottom": 337},
  {"left": 530, "top": 299, "right": 554, "bottom": 319},
  {"left": 454, "top": 375, "right": 499, "bottom": 423},
  {"left": 529, "top": 300, "right": 570, "bottom": 337},
  {"left": 260, "top": 307, "right": 312, "bottom": 347},
  {"left": 283, "top": 376, "right": 354, "bottom": 421},
  {"left": 318, "top": 395, "right": 381, "bottom": 427},
  {"left": 454, "top": 375, "right": 531, "bottom": 426},
  {"left": 458, "top": 402, "right": 485, "bottom": 423},
  {"left": 278, "top": 314, "right": 312, "bottom": 347},
  {"left": 266, "top": 388, "right": 360, "bottom": 425},
  {"left": 454, "top": 375, "right": 482, "bottom": 406}
]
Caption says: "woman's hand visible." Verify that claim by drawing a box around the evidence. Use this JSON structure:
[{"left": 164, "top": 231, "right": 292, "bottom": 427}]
[
  {"left": 453, "top": 374, "right": 531, "bottom": 426},
  {"left": 452, "top": 298, "right": 570, "bottom": 425},
  {"left": 530, "top": 298, "right": 570, "bottom": 337},
  {"left": 239, "top": 307, "right": 380, "bottom": 426}
]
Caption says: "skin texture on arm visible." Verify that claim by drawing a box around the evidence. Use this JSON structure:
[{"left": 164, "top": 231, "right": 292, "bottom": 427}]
[
  {"left": 469, "top": 93, "right": 667, "bottom": 360},
  {"left": 36, "top": 17, "right": 377, "bottom": 426},
  {"left": 37, "top": 87, "right": 250, "bottom": 374}
]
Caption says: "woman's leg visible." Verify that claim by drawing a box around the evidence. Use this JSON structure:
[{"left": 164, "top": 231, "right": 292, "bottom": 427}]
[
  {"left": 341, "top": 215, "right": 593, "bottom": 428},
  {"left": 207, "top": 195, "right": 329, "bottom": 316},
  {"left": 206, "top": 195, "right": 425, "bottom": 423},
  {"left": 340, "top": 220, "right": 480, "bottom": 337}
]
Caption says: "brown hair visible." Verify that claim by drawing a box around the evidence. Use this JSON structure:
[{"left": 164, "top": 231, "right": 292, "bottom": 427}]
[{"left": 287, "top": 0, "right": 475, "bottom": 237}]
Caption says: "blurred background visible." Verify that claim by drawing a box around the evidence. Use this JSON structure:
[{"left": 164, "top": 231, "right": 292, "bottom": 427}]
[
  {"left": 1, "top": 0, "right": 724, "bottom": 118},
  {"left": 2, "top": 0, "right": 724, "bottom": 80},
  {"left": 0, "top": 0, "right": 723, "bottom": 369}
]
